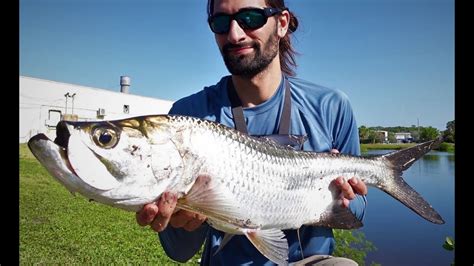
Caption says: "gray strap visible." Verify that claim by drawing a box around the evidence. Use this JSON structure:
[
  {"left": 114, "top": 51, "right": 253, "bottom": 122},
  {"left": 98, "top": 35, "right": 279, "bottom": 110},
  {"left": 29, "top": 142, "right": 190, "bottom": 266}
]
[
  {"left": 227, "top": 78, "right": 248, "bottom": 134},
  {"left": 278, "top": 79, "right": 292, "bottom": 135},
  {"left": 227, "top": 77, "right": 292, "bottom": 135}
]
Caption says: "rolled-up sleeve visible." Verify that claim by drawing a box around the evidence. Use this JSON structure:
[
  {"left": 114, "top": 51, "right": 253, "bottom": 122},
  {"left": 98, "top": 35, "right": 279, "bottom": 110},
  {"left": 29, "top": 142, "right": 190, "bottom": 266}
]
[{"left": 349, "top": 195, "right": 367, "bottom": 221}]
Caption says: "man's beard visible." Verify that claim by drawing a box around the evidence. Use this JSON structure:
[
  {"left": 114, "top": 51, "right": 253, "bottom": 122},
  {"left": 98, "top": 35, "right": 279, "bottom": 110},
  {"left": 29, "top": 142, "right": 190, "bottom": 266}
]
[{"left": 221, "top": 28, "right": 279, "bottom": 78}]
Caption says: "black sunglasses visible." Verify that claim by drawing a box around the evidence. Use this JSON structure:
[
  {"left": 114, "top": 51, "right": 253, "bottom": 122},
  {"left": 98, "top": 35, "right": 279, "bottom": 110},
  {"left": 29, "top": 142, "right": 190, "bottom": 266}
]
[{"left": 208, "top": 7, "right": 287, "bottom": 34}]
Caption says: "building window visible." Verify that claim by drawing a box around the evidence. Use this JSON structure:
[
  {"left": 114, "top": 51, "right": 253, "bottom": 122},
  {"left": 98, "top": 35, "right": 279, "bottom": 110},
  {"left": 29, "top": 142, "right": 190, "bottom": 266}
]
[
  {"left": 45, "top": 109, "right": 62, "bottom": 127},
  {"left": 123, "top": 105, "right": 129, "bottom": 114},
  {"left": 97, "top": 108, "right": 106, "bottom": 119}
]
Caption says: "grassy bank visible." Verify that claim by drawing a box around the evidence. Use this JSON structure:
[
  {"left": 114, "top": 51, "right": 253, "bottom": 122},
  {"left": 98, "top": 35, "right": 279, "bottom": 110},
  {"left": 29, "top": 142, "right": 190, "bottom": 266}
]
[
  {"left": 360, "top": 142, "right": 454, "bottom": 153},
  {"left": 361, "top": 143, "right": 415, "bottom": 151}
]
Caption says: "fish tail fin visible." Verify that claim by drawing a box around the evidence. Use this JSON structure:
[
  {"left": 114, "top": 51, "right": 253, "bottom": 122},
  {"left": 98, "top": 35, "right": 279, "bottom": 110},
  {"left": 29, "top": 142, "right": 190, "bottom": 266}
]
[{"left": 379, "top": 137, "right": 445, "bottom": 224}]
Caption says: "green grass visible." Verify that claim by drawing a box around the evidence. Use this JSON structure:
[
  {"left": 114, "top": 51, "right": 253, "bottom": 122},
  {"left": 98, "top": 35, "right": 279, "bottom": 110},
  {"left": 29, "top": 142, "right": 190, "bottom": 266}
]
[
  {"left": 19, "top": 144, "right": 200, "bottom": 265},
  {"left": 360, "top": 142, "right": 454, "bottom": 153},
  {"left": 20, "top": 142, "right": 35, "bottom": 160},
  {"left": 360, "top": 143, "right": 416, "bottom": 152}
]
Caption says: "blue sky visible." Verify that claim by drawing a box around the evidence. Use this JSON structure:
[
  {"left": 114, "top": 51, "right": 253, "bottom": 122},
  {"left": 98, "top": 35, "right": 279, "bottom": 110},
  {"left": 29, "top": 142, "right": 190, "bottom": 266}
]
[{"left": 20, "top": 0, "right": 454, "bottom": 130}]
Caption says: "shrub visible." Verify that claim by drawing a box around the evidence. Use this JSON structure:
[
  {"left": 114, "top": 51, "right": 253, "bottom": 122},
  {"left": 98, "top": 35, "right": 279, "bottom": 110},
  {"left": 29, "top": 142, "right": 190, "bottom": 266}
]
[{"left": 437, "top": 142, "right": 454, "bottom": 152}]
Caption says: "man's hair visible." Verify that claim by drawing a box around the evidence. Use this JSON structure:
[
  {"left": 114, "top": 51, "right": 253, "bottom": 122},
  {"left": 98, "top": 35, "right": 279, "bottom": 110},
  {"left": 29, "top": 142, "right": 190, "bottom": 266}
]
[{"left": 207, "top": 0, "right": 299, "bottom": 77}]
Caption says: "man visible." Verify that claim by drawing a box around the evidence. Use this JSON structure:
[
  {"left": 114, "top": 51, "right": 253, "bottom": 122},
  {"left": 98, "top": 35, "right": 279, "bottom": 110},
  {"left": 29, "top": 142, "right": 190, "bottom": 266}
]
[{"left": 136, "top": 0, "right": 368, "bottom": 264}]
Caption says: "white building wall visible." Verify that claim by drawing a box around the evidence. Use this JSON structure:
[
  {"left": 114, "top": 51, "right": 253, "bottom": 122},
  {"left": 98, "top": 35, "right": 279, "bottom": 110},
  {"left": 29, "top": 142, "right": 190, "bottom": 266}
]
[{"left": 20, "top": 76, "right": 174, "bottom": 143}]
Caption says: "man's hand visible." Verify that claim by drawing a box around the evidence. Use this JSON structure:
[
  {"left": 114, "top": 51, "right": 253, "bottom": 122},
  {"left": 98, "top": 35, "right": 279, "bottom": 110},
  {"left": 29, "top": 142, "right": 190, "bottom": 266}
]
[
  {"left": 136, "top": 192, "right": 207, "bottom": 232},
  {"left": 333, "top": 176, "right": 368, "bottom": 208},
  {"left": 330, "top": 149, "right": 368, "bottom": 208}
]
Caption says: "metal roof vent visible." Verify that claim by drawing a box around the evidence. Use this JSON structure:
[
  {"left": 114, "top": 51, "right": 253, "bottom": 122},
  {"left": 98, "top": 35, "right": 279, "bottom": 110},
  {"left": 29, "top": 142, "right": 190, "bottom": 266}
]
[{"left": 120, "top": 76, "right": 130, "bottom": 94}]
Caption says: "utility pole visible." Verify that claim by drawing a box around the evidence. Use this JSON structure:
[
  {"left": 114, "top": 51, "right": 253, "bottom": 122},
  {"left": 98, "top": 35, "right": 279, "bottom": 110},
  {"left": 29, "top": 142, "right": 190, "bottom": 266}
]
[
  {"left": 417, "top": 118, "right": 420, "bottom": 142},
  {"left": 64, "top": 92, "right": 76, "bottom": 119},
  {"left": 64, "top": 93, "right": 70, "bottom": 114},
  {"left": 71, "top": 93, "right": 76, "bottom": 114}
]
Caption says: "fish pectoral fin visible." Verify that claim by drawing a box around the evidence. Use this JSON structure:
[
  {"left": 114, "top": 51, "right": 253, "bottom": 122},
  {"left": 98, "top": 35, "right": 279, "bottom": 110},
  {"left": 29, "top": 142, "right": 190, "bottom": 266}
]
[
  {"left": 312, "top": 202, "right": 363, "bottom": 229},
  {"left": 243, "top": 228, "right": 289, "bottom": 265},
  {"left": 177, "top": 175, "right": 243, "bottom": 222},
  {"left": 213, "top": 233, "right": 235, "bottom": 256}
]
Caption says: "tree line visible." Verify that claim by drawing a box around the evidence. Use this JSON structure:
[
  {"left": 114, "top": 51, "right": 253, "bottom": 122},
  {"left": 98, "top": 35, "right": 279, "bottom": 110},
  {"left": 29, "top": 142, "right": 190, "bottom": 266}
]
[{"left": 359, "top": 120, "right": 455, "bottom": 144}]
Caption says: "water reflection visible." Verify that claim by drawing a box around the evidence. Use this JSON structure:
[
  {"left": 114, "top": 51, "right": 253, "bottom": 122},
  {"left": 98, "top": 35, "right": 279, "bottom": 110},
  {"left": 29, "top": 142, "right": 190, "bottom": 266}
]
[
  {"left": 423, "top": 154, "right": 440, "bottom": 161},
  {"left": 447, "top": 154, "right": 455, "bottom": 162}
]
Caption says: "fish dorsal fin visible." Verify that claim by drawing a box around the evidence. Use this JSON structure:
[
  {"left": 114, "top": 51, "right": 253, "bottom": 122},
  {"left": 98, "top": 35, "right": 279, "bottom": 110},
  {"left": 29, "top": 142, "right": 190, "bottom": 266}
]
[
  {"left": 177, "top": 175, "right": 244, "bottom": 223},
  {"left": 243, "top": 228, "right": 289, "bottom": 265},
  {"left": 311, "top": 202, "right": 363, "bottom": 229},
  {"left": 253, "top": 134, "right": 307, "bottom": 150},
  {"left": 213, "top": 233, "right": 235, "bottom": 256}
]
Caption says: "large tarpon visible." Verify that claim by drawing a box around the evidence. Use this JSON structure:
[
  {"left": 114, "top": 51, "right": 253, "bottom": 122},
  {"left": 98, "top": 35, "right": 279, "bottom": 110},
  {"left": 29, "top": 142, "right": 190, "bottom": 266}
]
[{"left": 27, "top": 115, "right": 445, "bottom": 265}]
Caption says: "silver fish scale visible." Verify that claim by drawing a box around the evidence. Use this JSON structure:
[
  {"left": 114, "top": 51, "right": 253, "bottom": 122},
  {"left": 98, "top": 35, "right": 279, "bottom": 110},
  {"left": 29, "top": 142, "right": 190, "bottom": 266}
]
[{"left": 167, "top": 116, "right": 390, "bottom": 229}]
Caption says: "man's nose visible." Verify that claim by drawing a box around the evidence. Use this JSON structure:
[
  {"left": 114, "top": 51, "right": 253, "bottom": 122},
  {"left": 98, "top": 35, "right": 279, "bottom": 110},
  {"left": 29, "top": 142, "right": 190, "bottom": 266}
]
[{"left": 227, "top": 20, "right": 246, "bottom": 43}]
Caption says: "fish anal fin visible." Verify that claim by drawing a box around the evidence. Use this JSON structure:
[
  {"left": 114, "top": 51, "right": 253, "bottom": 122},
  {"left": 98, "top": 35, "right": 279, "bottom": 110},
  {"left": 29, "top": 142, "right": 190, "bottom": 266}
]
[
  {"left": 243, "top": 228, "right": 289, "bottom": 265},
  {"left": 312, "top": 202, "right": 363, "bottom": 229}
]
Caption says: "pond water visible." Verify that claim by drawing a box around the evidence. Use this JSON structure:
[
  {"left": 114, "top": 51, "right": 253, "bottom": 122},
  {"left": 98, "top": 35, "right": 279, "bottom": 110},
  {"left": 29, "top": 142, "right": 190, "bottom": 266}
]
[{"left": 358, "top": 150, "right": 455, "bottom": 266}]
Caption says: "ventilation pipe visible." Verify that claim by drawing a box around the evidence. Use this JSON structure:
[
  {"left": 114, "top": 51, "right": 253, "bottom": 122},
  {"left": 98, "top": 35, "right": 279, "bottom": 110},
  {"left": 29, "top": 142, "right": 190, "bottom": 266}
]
[{"left": 120, "top": 76, "right": 130, "bottom": 94}]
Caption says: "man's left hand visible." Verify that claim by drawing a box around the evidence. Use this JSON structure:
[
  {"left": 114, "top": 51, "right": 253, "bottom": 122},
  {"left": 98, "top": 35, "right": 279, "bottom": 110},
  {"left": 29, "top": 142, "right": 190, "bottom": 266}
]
[{"left": 330, "top": 149, "right": 368, "bottom": 208}]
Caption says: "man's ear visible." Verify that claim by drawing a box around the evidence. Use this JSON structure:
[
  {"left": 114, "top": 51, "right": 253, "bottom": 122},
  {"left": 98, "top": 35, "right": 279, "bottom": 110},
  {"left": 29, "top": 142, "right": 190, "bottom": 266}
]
[{"left": 277, "top": 10, "right": 290, "bottom": 38}]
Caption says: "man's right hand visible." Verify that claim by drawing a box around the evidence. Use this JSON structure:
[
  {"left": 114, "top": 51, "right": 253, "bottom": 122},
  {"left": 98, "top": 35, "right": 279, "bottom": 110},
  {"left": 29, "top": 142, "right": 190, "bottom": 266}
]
[{"left": 135, "top": 192, "right": 207, "bottom": 232}]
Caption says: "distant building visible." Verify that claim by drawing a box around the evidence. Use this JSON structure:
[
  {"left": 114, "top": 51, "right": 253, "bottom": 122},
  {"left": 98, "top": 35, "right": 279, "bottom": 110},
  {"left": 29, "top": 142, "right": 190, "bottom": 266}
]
[
  {"left": 374, "top": 130, "right": 388, "bottom": 143},
  {"left": 20, "top": 76, "right": 174, "bottom": 143},
  {"left": 395, "top": 132, "right": 413, "bottom": 143}
]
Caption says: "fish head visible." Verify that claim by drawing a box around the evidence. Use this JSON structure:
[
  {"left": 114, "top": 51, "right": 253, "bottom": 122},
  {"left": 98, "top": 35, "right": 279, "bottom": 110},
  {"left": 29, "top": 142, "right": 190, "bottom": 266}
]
[{"left": 27, "top": 115, "right": 185, "bottom": 212}]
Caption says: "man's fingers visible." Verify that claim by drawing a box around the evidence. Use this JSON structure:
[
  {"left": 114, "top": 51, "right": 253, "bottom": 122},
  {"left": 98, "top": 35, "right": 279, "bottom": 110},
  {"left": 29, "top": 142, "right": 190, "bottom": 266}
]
[
  {"left": 169, "top": 210, "right": 195, "bottom": 228},
  {"left": 335, "top": 176, "right": 355, "bottom": 200},
  {"left": 136, "top": 203, "right": 158, "bottom": 226},
  {"left": 183, "top": 214, "right": 207, "bottom": 232},
  {"left": 349, "top": 177, "right": 368, "bottom": 196},
  {"left": 158, "top": 192, "right": 178, "bottom": 218},
  {"left": 341, "top": 197, "right": 350, "bottom": 208},
  {"left": 150, "top": 192, "right": 178, "bottom": 232},
  {"left": 138, "top": 192, "right": 206, "bottom": 233}
]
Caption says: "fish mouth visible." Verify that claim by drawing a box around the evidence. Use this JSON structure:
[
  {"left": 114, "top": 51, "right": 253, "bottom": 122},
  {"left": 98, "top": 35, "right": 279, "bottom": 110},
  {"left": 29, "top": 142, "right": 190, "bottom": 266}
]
[
  {"left": 51, "top": 121, "right": 79, "bottom": 177},
  {"left": 27, "top": 133, "right": 82, "bottom": 195},
  {"left": 28, "top": 133, "right": 78, "bottom": 177},
  {"left": 28, "top": 121, "right": 122, "bottom": 191},
  {"left": 54, "top": 121, "right": 72, "bottom": 150},
  {"left": 28, "top": 131, "right": 140, "bottom": 211}
]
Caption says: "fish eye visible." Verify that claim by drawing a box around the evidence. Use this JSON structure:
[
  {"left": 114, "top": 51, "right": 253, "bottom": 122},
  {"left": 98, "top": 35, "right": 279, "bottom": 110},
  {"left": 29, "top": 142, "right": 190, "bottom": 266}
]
[
  {"left": 92, "top": 127, "right": 119, "bottom": 149},
  {"left": 99, "top": 131, "right": 112, "bottom": 144}
]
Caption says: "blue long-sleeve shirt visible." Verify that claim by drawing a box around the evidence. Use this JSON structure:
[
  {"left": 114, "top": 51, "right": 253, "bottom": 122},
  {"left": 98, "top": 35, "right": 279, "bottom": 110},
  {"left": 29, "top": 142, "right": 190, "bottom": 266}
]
[{"left": 159, "top": 75, "right": 367, "bottom": 265}]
